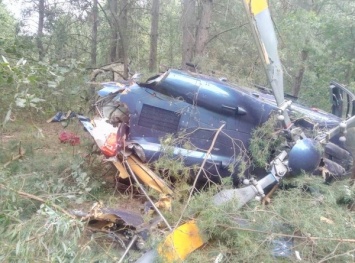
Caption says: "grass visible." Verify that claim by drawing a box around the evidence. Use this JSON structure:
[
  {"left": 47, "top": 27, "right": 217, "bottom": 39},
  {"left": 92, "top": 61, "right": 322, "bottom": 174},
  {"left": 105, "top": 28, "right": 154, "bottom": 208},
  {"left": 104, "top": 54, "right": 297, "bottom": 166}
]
[
  {"left": 183, "top": 175, "right": 355, "bottom": 262},
  {"left": 0, "top": 114, "right": 131, "bottom": 262},
  {"left": 1, "top": 113, "right": 355, "bottom": 262}
]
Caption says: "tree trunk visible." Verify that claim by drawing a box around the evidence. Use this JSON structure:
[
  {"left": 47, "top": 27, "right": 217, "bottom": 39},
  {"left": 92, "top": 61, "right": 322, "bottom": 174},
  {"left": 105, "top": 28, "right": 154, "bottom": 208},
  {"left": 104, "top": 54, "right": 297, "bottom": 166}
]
[
  {"left": 109, "top": 0, "right": 118, "bottom": 62},
  {"left": 118, "top": 0, "right": 129, "bottom": 79},
  {"left": 37, "top": 0, "right": 45, "bottom": 61},
  {"left": 107, "top": 0, "right": 129, "bottom": 79},
  {"left": 345, "top": 41, "right": 354, "bottom": 85},
  {"left": 194, "top": 0, "right": 212, "bottom": 58},
  {"left": 118, "top": 0, "right": 128, "bottom": 60},
  {"left": 292, "top": 48, "right": 309, "bottom": 97},
  {"left": 91, "top": 0, "right": 98, "bottom": 66},
  {"left": 181, "top": 0, "right": 196, "bottom": 69},
  {"left": 149, "top": 0, "right": 160, "bottom": 72}
]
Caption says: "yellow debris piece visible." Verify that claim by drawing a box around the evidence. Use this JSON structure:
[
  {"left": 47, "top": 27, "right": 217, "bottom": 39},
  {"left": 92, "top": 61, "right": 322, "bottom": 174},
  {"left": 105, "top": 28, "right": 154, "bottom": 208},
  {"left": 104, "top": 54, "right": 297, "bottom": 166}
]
[
  {"left": 158, "top": 221, "right": 205, "bottom": 262},
  {"left": 246, "top": 0, "right": 268, "bottom": 15},
  {"left": 127, "top": 155, "right": 173, "bottom": 195},
  {"left": 112, "top": 155, "right": 173, "bottom": 195},
  {"left": 112, "top": 160, "right": 129, "bottom": 179}
]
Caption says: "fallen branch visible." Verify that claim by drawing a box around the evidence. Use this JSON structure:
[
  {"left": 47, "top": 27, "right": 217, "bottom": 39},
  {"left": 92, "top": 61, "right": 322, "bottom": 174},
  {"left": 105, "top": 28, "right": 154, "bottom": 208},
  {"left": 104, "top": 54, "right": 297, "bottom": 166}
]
[
  {"left": 206, "top": 23, "right": 248, "bottom": 46},
  {"left": 262, "top": 184, "right": 279, "bottom": 205},
  {"left": 3, "top": 141, "right": 26, "bottom": 168},
  {"left": 217, "top": 223, "right": 355, "bottom": 243},
  {"left": 318, "top": 248, "right": 355, "bottom": 263},
  {"left": 123, "top": 159, "right": 172, "bottom": 231},
  {"left": 175, "top": 123, "right": 226, "bottom": 228},
  {"left": 0, "top": 183, "right": 76, "bottom": 219}
]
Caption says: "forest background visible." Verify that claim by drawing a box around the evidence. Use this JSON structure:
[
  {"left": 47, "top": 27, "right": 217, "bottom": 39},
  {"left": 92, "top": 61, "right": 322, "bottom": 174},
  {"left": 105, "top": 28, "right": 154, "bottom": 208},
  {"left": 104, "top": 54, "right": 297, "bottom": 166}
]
[{"left": 1, "top": 0, "right": 354, "bottom": 117}]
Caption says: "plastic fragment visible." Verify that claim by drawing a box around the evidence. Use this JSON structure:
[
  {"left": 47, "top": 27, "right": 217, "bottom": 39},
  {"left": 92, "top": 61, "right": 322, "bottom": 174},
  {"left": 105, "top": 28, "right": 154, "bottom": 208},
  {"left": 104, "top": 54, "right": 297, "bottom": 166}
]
[
  {"left": 271, "top": 238, "right": 293, "bottom": 258},
  {"left": 58, "top": 131, "right": 80, "bottom": 146}
]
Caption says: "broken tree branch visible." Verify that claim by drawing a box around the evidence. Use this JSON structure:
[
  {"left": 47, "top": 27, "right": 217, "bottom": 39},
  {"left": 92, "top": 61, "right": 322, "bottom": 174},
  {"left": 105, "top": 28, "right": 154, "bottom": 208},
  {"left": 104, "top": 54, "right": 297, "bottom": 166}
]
[
  {"left": 318, "top": 248, "right": 355, "bottom": 263},
  {"left": 117, "top": 234, "right": 138, "bottom": 263},
  {"left": 3, "top": 142, "right": 26, "bottom": 168},
  {"left": 262, "top": 183, "right": 279, "bottom": 205},
  {"left": 205, "top": 23, "right": 248, "bottom": 46},
  {"left": 0, "top": 183, "right": 76, "bottom": 219},
  {"left": 217, "top": 223, "right": 355, "bottom": 243},
  {"left": 175, "top": 123, "right": 226, "bottom": 228},
  {"left": 123, "top": 159, "right": 172, "bottom": 231}
]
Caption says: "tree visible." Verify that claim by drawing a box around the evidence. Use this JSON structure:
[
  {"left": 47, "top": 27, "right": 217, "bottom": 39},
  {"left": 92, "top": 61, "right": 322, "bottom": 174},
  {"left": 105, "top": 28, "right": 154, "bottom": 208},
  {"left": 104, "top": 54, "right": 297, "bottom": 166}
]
[
  {"left": 149, "top": 0, "right": 160, "bottom": 72},
  {"left": 108, "top": 0, "right": 119, "bottom": 62},
  {"left": 37, "top": 0, "right": 45, "bottom": 61},
  {"left": 91, "top": 0, "right": 98, "bottom": 66},
  {"left": 0, "top": 1, "right": 16, "bottom": 57},
  {"left": 181, "top": 0, "right": 196, "bottom": 69},
  {"left": 118, "top": 0, "right": 129, "bottom": 78},
  {"left": 181, "top": 0, "right": 213, "bottom": 70},
  {"left": 271, "top": 0, "right": 355, "bottom": 107},
  {"left": 292, "top": 45, "right": 309, "bottom": 97},
  {"left": 194, "top": 0, "right": 212, "bottom": 59},
  {"left": 290, "top": 0, "right": 319, "bottom": 97},
  {"left": 2, "top": 0, "right": 353, "bottom": 110},
  {"left": 106, "top": 0, "right": 129, "bottom": 78}
]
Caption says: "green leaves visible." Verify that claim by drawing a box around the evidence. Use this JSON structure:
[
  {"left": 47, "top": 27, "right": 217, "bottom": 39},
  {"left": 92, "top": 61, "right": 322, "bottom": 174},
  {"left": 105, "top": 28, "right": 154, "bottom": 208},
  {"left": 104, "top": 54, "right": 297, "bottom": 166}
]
[
  {"left": 0, "top": 53, "right": 87, "bottom": 128},
  {"left": 270, "top": 0, "right": 355, "bottom": 108},
  {"left": 14, "top": 92, "right": 45, "bottom": 109}
]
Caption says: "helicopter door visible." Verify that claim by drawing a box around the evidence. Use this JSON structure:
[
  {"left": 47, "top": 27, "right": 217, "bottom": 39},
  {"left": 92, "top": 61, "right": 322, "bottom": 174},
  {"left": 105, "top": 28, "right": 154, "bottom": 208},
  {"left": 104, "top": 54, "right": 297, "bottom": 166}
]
[
  {"left": 330, "top": 81, "right": 355, "bottom": 119},
  {"left": 330, "top": 81, "right": 355, "bottom": 157}
]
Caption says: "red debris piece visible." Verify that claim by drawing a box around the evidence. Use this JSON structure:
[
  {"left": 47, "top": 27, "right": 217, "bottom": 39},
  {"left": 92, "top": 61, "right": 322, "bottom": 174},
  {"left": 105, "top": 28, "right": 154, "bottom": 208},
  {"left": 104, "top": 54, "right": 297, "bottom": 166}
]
[
  {"left": 101, "top": 132, "right": 118, "bottom": 157},
  {"left": 59, "top": 131, "right": 80, "bottom": 146}
]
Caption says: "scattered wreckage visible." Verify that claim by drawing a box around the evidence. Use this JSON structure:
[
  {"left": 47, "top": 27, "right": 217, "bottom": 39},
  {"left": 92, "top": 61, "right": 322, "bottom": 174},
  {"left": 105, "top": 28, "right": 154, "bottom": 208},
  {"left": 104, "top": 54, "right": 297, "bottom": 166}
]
[
  {"left": 76, "top": 70, "right": 355, "bottom": 261},
  {"left": 74, "top": 0, "right": 355, "bottom": 262}
]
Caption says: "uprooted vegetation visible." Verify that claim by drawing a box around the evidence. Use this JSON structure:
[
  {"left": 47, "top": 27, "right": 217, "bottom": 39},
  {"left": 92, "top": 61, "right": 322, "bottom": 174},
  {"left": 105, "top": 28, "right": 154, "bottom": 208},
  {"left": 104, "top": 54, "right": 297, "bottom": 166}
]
[{"left": 1, "top": 115, "right": 355, "bottom": 262}]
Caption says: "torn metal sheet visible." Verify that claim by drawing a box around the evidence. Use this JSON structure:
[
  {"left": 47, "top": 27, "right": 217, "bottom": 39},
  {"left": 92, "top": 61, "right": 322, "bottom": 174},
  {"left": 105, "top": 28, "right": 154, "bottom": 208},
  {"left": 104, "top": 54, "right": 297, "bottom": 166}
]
[
  {"left": 47, "top": 110, "right": 75, "bottom": 123},
  {"left": 75, "top": 203, "right": 144, "bottom": 230},
  {"left": 96, "top": 208, "right": 144, "bottom": 228},
  {"left": 97, "top": 82, "right": 126, "bottom": 97},
  {"left": 72, "top": 203, "right": 147, "bottom": 251},
  {"left": 126, "top": 155, "right": 173, "bottom": 195}
]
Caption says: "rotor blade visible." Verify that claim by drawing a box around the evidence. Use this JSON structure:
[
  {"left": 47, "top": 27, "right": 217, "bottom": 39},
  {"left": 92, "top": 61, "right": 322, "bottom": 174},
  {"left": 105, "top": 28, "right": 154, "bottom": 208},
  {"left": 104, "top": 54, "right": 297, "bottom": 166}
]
[{"left": 242, "top": 0, "right": 291, "bottom": 128}]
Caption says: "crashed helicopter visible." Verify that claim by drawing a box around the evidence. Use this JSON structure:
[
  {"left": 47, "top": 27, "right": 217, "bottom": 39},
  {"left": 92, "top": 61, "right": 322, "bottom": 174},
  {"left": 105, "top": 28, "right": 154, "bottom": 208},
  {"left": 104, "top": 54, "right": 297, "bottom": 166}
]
[
  {"left": 77, "top": 0, "right": 355, "bottom": 261},
  {"left": 81, "top": 17, "right": 355, "bottom": 188},
  {"left": 83, "top": 69, "right": 354, "bottom": 182}
]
